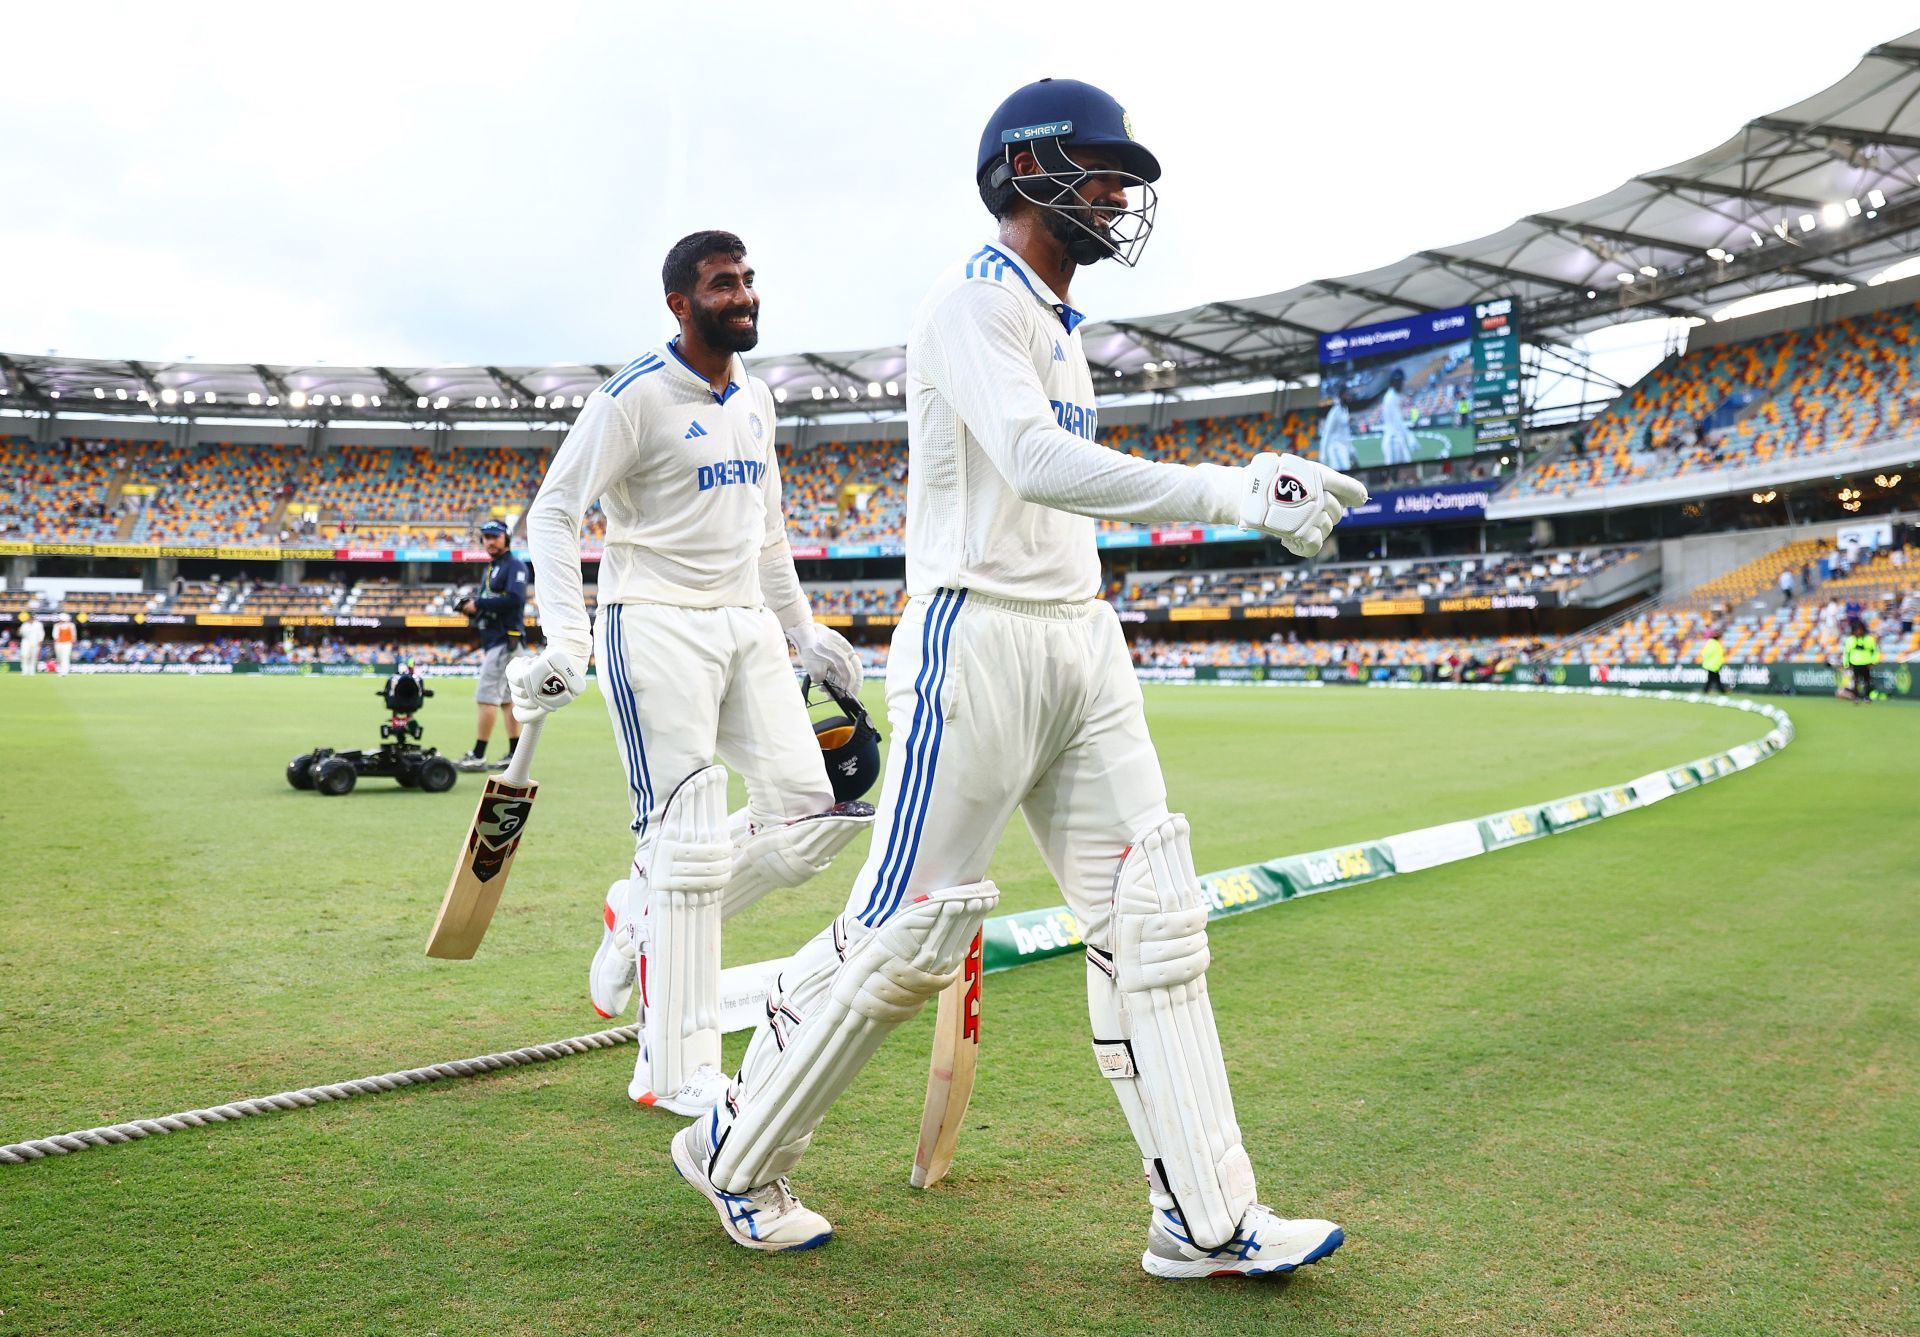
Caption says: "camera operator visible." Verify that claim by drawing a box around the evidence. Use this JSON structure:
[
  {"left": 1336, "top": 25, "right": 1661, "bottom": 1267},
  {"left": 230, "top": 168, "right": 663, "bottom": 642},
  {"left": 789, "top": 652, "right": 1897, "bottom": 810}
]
[{"left": 455, "top": 519, "right": 531, "bottom": 771}]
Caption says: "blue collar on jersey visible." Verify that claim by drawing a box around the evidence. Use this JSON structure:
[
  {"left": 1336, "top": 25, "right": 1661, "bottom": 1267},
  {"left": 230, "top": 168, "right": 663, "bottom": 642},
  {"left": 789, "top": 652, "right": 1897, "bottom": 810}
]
[
  {"left": 666, "top": 337, "right": 741, "bottom": 405},
  {"left": 978, "top": 243, "right": 1087, "bottom": 333}
]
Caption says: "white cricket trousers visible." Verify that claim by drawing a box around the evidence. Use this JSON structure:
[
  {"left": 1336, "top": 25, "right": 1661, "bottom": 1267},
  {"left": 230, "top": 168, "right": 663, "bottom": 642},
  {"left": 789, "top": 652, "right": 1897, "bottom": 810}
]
[
  {"left": 19, "top": 639, "right": 41, "bottom": 674},
  {"left": 594, "top": 602, "right": 833, "bottom": 853},
  {"left": 842, "top": 589, "right": 1169, "bottom": 950},
  {"left": 54, "top": 643, "right": 72, "bottom": 674},
  {"left": 710, "top": 588, "right": 1180, "bottom": 1190}
]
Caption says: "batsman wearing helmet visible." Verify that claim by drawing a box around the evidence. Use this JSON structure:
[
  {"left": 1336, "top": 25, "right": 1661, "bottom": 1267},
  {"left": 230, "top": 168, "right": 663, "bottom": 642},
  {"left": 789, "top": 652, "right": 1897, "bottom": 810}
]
[
  {"left": 672, "top": 79, "right": 1367, "bottom": 1275},
  {"left": 515, "top": 230, "right": 877, "bottom": 1117}
]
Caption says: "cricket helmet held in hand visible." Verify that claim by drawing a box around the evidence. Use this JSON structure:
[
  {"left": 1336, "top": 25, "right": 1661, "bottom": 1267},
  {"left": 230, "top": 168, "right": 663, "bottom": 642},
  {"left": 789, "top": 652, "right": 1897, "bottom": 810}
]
[{"left": 806, "top": 678, "right": 882, "bottom": 803}]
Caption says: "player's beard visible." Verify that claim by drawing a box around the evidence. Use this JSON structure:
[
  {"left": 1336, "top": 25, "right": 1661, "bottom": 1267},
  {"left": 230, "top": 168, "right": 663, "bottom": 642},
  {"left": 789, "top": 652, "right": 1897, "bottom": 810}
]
[
  {"left": 692, "top": 299, "right": 760, "bottom": 353},
  {"left": 1043, "top": 200, "right": 1114, "bottom": 266}
]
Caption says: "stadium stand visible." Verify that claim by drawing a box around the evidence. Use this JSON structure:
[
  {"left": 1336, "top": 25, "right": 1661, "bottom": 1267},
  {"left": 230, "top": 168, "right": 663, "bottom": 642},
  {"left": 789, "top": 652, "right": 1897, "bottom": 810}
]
[
  {"left": 1, "top": 408, "right": 1505, "bottom": 552},
  {"left": 804, "top": 582, "right": 908, "bottom": 617},
  {"left": 133, "top": 442, "right": 296, "bottom": 546},
  {"left": 1119, "top": 547, "right": 1637, "bottom": 610},
  {"left": 0, "top": 436, "right": 155, "bottom": 542},
  {"left": 1506, "top": 305, "right": 1920, "bottom": 500},
  {"left": 780, "top": 439, "right": 907, "bottom": 545},
  {"left": 299, "top": 443, "right": 547, "bottom": 546},
  {"left": 1561, "top": 536, "right": 1920, "bottom": 665}
]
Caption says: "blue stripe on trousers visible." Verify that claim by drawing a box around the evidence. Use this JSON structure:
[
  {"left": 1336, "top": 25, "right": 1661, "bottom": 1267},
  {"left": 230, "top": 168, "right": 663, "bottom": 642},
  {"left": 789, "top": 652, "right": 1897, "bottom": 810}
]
[
  {"left": 605, "top": 604, "right": 653, "bottom": 836},
  {"left": 856, "top": 589, "right": 951, "bottom": 923},
  {"left": 858, "top": 589, "right": 965, "bottom": 927}
]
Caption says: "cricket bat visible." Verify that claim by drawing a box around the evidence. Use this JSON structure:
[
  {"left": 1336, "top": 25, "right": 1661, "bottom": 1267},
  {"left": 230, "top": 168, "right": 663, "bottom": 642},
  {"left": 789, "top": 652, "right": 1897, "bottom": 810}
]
[
  {"left": 910, "top": 928, "right": 983, "bottom": 1188},
  {"left": 425, "top": 716, "right": 544, "bottom": 960}
]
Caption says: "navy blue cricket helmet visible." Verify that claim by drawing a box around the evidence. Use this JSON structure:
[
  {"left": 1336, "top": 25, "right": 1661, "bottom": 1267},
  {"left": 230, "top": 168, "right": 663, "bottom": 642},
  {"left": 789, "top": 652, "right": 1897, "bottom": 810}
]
[
  {"left": 806, "top": 678, "right": 882, "bottom": 804},
  {"left": 977, "top": 78, "right": 1160, "bottom": 267}
]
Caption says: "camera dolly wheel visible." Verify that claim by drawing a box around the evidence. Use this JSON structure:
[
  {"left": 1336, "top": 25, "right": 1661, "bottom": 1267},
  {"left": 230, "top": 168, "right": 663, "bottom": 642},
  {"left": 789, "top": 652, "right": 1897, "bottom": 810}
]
[{"left": 314, "top": 756, "right": 358, "bottom": 796}]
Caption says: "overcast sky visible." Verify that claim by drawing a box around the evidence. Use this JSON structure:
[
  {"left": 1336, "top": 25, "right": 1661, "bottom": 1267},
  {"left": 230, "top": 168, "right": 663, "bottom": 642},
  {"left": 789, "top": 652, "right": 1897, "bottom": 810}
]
[{"left": 2, "top": 2, "right": 1914, "bottom": 371}]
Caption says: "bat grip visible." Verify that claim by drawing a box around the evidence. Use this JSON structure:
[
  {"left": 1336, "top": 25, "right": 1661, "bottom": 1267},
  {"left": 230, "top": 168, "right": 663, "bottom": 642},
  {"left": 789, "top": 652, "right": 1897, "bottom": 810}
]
[{"left": 501, "top": 715, "right": 543, "bottom": 786}]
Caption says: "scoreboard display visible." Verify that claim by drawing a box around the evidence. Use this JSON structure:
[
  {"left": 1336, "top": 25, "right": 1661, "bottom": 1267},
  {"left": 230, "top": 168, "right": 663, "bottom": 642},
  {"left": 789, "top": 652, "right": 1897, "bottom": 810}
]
[
  {"left": 1315, "top": 296, "right": 1524, "bottom": 467},
  {"left": 1470, "top": 297, "right": 1521, "bottom": 446}
]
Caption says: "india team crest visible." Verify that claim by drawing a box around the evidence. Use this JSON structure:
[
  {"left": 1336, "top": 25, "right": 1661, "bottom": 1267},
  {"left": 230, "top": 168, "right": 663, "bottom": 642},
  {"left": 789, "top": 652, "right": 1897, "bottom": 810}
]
[
  {"left": 748, "top": 412, "right": 764, "bottom": 439},
  {"left": 1122, "top": 109, "right": 1134, "bottom": 141}
]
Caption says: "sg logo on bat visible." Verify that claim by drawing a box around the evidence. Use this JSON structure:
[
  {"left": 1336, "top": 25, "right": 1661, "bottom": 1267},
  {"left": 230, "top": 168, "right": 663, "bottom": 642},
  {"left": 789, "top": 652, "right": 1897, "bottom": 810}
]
[{"left": 469, "top": 789, "right": 533, "bottom": 882}]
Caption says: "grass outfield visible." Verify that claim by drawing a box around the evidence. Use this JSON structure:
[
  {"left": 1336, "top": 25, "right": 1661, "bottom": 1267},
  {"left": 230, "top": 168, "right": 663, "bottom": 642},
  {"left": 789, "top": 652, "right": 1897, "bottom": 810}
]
[{"left": 1, "top": 677, "right": 1915, "bottom": 1335}]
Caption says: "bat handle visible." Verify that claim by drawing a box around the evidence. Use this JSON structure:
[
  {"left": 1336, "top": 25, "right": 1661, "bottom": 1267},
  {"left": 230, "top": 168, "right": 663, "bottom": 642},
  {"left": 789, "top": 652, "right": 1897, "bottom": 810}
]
[{"left": 501, "top": 715, "right": 543, "bottom": 787}]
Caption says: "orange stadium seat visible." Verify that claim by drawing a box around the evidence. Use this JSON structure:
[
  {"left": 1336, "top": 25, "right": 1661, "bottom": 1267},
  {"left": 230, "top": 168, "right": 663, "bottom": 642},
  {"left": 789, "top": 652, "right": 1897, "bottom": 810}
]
[{"left": 1504, "top": 305, "right": 1920, "bottom": 499}]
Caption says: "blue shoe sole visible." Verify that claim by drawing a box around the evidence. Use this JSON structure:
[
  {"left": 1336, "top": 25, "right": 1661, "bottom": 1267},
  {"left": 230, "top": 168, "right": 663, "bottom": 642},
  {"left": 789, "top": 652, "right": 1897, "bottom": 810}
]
[{"left": 1243, "top": 1225, "right": 1345, "bottom": 1277}]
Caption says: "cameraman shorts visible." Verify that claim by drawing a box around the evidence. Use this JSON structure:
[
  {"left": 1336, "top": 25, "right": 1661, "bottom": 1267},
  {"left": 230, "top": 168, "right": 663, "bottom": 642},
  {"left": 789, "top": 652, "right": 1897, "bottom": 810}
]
[{"left": 476, "top": 641, "right": 520, "bottom": 705}]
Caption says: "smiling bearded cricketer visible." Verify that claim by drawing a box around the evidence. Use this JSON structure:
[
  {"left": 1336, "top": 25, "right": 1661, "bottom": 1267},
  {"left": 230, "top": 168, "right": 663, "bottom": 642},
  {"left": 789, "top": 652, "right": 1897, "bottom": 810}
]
[{"left": 514, "top": 231, "right": 876, "bottom": 1117}]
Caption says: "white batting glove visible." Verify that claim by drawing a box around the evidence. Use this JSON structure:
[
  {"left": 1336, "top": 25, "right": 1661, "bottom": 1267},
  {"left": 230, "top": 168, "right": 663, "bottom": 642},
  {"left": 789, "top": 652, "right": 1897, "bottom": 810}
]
[
  {"left": 788, "top": 620, "right": 863, "bottom": 693},
  {"left": 1232, "top": 453, "right": 1369, "bottom": 557},
  {"left": 507, "top": 647, "right": 586, "bottom": 724}
]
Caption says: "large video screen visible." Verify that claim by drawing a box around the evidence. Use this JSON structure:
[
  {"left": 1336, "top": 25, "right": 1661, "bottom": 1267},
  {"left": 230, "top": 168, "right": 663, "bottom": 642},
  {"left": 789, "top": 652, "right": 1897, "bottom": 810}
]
[{"left": 1315, "top": 299, "right": 1519, "bottom": 469}]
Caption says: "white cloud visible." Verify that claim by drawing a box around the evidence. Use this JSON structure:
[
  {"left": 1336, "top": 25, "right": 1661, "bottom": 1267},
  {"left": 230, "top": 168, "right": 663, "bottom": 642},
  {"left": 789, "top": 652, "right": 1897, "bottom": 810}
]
[{"left": 1, "top": 1, "right": 1914, "bottom": 364}]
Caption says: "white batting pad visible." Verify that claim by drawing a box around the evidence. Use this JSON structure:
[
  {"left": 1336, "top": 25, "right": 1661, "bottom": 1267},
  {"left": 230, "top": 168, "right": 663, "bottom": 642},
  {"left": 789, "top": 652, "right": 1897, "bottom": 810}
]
[
  {"left": 641, "top": 765, "right": 733, "bottom": 1100},
  {"left": 1086, "top": 814, "right": 1256, "bottom": 1251},
  {"left": 708, "top": 882, "right": 999, "bottom": 1193},
  {"left": 721, "top": 805, "right": 876, "bottom": 920}
]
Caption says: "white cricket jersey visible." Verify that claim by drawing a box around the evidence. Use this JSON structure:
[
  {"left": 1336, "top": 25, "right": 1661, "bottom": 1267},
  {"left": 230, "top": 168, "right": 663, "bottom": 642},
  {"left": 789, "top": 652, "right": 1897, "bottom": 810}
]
[
  {"left": 904, "top": 242, "right": 1236, "bottom": 603},
  {"left": 525, "top": 339, "right": 807, "bottom": 663},
  {"left": 1380, "top": 387, "right": 1407, "bottom": 433}
]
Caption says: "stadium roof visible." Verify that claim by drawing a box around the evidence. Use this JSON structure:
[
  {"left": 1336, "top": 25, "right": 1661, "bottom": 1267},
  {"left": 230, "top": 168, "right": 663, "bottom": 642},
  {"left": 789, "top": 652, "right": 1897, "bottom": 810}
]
[{"left": 8, "top": 32, "right": 1920, "bottom": 427}]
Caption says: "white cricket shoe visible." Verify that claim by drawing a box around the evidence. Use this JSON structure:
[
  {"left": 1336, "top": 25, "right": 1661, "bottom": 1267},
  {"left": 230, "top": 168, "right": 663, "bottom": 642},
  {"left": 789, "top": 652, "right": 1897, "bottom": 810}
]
[
  {"left": 589, "top": 879, "right": 642, "bottom": 1020},
  {"left": 454, "top": 751, "right": 492, "bottom": 773},
  {"left": 1142, "top": 1202, "right": 1344, "bottom": 1279},
  {"left": 671, "top": 1113, "right": 833, "bottom": 1252},
  {"left": 633, "top": 1061, "right": 729, "bottom": 1116}
]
